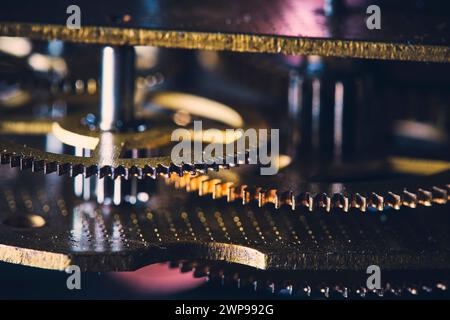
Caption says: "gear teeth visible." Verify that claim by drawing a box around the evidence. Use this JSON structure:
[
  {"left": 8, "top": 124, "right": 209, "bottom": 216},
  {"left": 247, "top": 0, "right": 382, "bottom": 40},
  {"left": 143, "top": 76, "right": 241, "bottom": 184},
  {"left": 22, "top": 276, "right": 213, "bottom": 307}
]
[
  {"left": 369, "top": 192, "right": 384, "bottom": 211},
  {"left": 84, "top": 165, "right": 98, "bottom": 178},
  {"left": 244, "top": 187, "right": 261, "bottom": 206},
  {"left": 31, "top": 159, "right": 45, "bottom": 173},
  {"left": 226, "top": 185, "right": 237, "bottom": 202},
  {"left": 194, "top": 163, "right": 207, "bottom": 174},
  {"left": 351, "top": 193, "right": 367, "bottom": 212},
  {"left": 262, "top": 189, "right": 279, "bottom": 208},
  {"left": 213, "top": 182, "right": 233, "bottom": 199},
  {"left": 209, "top": 163, "right": 220, "bottom": 172},
  {"left": 190, "top": 175, "right": 209, "bottom": 192},
  {"left": 142, "top": 165, "right": 156, "bottom": 179},
  {"left": 385, "top": 192, "right": 401, "bottom": 210},
  {"left": 10, "top": 155, "right": 21, "bottom": 168},
  {"left": 113, "top": 166, "right": 127, "bottom": 179},
  {"left": 331, "top": 193, "right": 349, "bottom": 212},
  {"left": 242, "top": 186, "right": 255, "bottom": 205},
  {"left": 70, "top": 164, "right": 84, "bottom": 177},
  {"left": 235, "top": 185, "right": 248, "bottom": 204},
  {"left": 44, "top": 161, "right": 57, "bottom": 174},
  {"left": 402, "top": 189, "right": 418, "bottom": 208},
  {"left": 417, "top": 188, "right": 433, "bottom": 206},
  {"left": 19, "top": 157, "right": 33, "bottom": 170},
  {"left": 257, "top": 188, "right": 267, "bottom": 207},
  {"left": 168, "top": 163, "right": 183, "bottom": 177},
  {"left": 128, "top": 166, "right": 142, "bottom": 179},
  {"left": 155, "top": 164, "right": 169, "bottom": 177},
  {"left": 279, "top": 191, "right": 295, "bottom": 210},
  {"left": 165, "top": 172, "right": 450, "bottom": 213},
  {"left": 1, "top": 140, "right": 242, "bottom": 180},
  {"left": 314, "top": 193, "right": 331, "bottom": 212},
  {"left": 432, "top": 186, "right": 448, "bottom": 204},
  {"left": 199, "top": 179, "right": 221, "bottom": 196},
  {"left": 99, "top": 166, "right": 113, "bottom": 179},
  {"left": 182, "top": 163, "right": 195, "bottom": 175},
  {"left": 201, "top": 265, "right": 449, "bottom": 298},
  {"left": 193, "top": 264, "right": 209, "bottom": 278},
  {"left": 296, "top": 192, "right": 314, "bottom": 211},
  {"left": 55, "top": 163, "right": 73, "bottom": 176}
]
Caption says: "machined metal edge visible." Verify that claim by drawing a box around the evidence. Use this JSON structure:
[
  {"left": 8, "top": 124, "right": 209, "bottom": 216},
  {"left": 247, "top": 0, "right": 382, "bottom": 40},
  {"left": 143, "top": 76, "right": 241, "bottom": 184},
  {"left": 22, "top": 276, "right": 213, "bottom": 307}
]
[{"left": 0, "top": 22, "right": 449, "bottom": 63}]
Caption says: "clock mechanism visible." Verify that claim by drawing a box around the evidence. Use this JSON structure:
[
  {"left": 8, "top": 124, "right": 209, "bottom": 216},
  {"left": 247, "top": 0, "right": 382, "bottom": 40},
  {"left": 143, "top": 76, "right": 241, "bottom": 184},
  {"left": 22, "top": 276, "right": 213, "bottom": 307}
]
[{"left": 0, "top": 0, "right": 450, "bottom": 299}]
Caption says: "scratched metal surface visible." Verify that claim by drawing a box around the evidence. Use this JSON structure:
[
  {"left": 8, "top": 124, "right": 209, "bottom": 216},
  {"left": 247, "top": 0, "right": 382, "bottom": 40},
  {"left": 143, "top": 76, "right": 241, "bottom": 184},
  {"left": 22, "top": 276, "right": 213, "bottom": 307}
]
[
  {"left": 0, "top": 0, "right": 449, "bottom": 46},
  {"left": 0, "top": 167, "right": 449, "bottom": 272}
]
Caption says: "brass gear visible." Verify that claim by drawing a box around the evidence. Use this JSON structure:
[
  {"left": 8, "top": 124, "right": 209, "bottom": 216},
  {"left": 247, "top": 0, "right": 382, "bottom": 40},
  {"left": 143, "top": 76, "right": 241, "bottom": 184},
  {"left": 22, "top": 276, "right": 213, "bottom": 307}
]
[
  {"left": 1, "top": 168, "right": 450, "bottom": 272},
  {"left": 165, "top": 157, "right": 450, "bottom": 213},
  {"left": 0, "top": 91, "right": 262, "bottom": 179}
]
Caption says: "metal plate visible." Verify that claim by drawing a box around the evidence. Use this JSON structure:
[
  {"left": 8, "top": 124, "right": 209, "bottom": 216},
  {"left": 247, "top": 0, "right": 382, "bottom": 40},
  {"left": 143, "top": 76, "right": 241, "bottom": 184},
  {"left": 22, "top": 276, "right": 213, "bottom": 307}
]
[
  {"left": 0, "top": 0, "right": 450, "bottom": 62},
  {"left": 1, "top": 167, "right": 450, "bottom": 272}
]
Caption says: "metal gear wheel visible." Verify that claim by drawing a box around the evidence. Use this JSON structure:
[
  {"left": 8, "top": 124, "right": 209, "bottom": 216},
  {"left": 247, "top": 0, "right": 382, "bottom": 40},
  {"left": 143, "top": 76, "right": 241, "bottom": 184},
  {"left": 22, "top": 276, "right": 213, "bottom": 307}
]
[
  {"left": 1, "top": 167, "right": 450, "bottom": 273},
  {"left": 165, "top": 157, "right": 450, "bottom": 213},
  {"left": 0, "top": 91, "right": 263, "bottom": 178}
]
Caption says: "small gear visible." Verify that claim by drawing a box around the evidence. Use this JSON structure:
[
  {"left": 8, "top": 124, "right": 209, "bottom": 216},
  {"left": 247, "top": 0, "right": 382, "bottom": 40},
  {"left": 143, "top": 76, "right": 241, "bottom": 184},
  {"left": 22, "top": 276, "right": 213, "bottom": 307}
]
[
  {"left": 0, "top": 91, "right": 267, "bottom": 205},
  {"left": 0, "top": 91, "right": 262, "bottom": 177}
]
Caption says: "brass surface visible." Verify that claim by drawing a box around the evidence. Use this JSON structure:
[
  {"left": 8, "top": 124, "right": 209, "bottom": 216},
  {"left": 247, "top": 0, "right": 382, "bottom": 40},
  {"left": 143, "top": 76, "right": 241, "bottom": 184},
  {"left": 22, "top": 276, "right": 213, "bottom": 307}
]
[
  {"left": 0, "top": 169, "right": 449, "bottom": 272},
  {"left": 165, "top": 158, "right": 450, "bottom": 213},
  {"left": 0, "top": 23, "right": 449, "bottom": 63}
]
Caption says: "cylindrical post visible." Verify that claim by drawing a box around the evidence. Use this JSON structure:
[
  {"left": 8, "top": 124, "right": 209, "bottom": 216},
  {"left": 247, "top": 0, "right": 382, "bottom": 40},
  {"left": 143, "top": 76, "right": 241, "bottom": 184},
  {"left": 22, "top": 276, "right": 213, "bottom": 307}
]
[{"left": 99, "top": 46, "right": 135, "bottom": 131}]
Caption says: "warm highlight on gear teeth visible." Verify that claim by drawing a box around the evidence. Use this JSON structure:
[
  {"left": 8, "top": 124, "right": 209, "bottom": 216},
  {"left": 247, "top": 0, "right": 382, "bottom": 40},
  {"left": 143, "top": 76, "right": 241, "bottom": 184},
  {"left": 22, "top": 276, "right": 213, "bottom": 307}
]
[{"left": 1, "top": 0, "right": 450, "bottom": 303}]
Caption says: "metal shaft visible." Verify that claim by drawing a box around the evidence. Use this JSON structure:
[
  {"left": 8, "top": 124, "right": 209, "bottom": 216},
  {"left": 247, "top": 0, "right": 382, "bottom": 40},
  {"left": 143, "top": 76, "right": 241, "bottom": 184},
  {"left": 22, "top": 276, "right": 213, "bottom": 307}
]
[{"left": 99, "top": 46, "right": 136, "bottom": 131}]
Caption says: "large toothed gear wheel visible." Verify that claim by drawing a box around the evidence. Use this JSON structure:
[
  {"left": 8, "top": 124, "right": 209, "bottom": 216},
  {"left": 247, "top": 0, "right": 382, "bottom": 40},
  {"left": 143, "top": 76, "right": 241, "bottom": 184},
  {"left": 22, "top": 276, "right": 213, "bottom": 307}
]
[
  {"left": 165, "top": 157, "right": 450, "bottom": 213},
  {"left": 0, "top": 91, "right": 265, "bottom": 203},
  {"left": 1, "top": 168, "right": 450, "bottom": 276}
]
